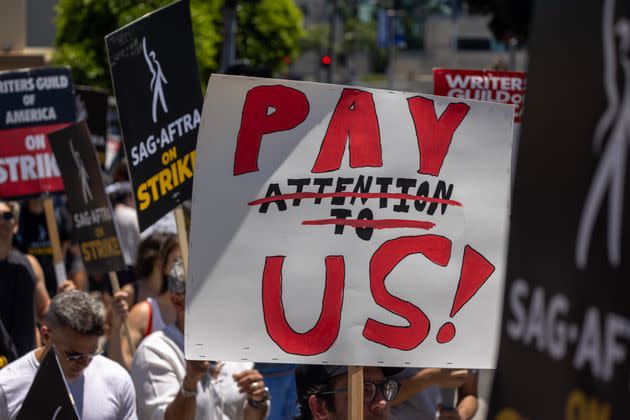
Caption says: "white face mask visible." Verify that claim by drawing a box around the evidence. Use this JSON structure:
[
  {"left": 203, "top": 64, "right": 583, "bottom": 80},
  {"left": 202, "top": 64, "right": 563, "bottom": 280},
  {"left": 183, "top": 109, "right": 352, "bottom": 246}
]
[{"left": 168, "top": 258, "right": 186, "bottom": 294}]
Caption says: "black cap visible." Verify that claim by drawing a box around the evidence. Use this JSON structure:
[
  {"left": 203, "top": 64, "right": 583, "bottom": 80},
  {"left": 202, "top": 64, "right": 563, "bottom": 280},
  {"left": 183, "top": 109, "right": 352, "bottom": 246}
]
[{"left": 295, "top": 365, "right": 404, "bottom": 403}]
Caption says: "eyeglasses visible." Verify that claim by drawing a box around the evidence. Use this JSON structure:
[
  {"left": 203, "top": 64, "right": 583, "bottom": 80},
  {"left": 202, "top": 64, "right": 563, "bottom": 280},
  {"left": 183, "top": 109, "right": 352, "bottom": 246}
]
[
  {"left": 320, "top": 379, "right": 400, "bottom": 403},
  {"left": 57, "top": 347, "right": 103, "bottom": 362},
  {"left": 0, "top": 211, "right": 14, "bottom": 221}
]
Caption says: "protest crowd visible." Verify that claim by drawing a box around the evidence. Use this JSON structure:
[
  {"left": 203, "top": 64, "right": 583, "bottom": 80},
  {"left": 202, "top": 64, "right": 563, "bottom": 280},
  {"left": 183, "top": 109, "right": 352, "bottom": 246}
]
[
  {"left": 1, "top": 1, "right": 526, "bottom": 419},
  {"left": 0, "top": 193, "right": 479, "bottom": 420},
  {"left": 3, "top": 0, "right": 626, "bottom": 417}
]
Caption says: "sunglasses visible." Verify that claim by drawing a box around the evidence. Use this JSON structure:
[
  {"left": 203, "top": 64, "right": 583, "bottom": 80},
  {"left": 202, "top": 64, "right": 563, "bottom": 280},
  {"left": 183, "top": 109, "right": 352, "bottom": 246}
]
[
  {"left": 319, "top": 379, "right": 400, "bottom": 403},
  {"left": 0, "top": 211, "right": 14, "bottom": 221},
  {"left": 57, "top": 347, "right": 103, "bottom": 362}
]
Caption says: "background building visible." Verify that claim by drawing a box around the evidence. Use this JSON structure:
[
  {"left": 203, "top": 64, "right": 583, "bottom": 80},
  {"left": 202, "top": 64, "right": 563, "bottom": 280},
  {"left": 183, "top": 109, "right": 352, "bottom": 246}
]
[{"left": 0, "top": 0, "right": 57, "bottom": 70}]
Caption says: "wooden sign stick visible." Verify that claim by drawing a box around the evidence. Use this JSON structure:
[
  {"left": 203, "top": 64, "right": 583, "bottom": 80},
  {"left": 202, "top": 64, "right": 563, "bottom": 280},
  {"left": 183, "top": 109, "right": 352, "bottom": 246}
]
[
  {"left": 43, "top": 197, "right": 66, "bottom": 288},
  {"left": 108, "top": 271, "right": 136, "bottom": 353},
  {"left": 174, "top": 206, "right": 189, "bottom": 275},
  {"left": 348, "top": 365, "right": 364, "bottom": 419}
]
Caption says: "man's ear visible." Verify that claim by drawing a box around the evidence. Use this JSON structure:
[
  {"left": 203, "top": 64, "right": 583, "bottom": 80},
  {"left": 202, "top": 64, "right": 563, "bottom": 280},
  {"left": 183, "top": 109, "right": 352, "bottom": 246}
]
[
  {"left": 308, "top": 395, "right": 330, "bottom": 420},
  {"left": 40, "top": 325, "right": 51, "bottom": 346}
]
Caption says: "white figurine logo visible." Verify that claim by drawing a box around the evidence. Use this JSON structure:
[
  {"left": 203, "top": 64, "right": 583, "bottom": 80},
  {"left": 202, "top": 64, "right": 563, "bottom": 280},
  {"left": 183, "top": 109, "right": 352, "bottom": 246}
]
[
  {"left": 576, "top": 0, "right": 629, "bottom": 269},
  {"left": 143, "top": 37, "right": 169, "bottom": 123},
  {"left": 71, "top": 140, "right": 93, "bottom": 205}
]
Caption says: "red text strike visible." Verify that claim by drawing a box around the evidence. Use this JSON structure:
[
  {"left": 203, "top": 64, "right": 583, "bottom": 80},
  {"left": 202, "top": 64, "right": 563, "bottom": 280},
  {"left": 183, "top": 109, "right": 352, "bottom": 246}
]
[{"left": 260, "top": 235, "right": 494, "bottom": 355}]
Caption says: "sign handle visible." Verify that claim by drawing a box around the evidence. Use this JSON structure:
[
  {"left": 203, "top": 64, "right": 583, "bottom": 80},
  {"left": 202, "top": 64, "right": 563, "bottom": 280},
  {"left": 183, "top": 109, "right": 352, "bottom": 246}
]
[
  {"left": 348, "top": 365, "right": 364, "bottom": 419},
  {"left": 108, "top": 271, "right": 136, "bottom": 353},
  {"left": 174, "top": 206, "right": 189, "bottom": 275},
  {"left": 43, "top": 197, "right": 66, "bottom": 288}
]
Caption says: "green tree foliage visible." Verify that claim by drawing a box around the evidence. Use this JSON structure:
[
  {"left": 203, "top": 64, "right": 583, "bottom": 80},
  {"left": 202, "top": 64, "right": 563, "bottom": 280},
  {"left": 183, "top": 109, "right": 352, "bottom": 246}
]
[
  {"left": 53, "top": 0, "right": 303, "bottom": 90},
  {"left": 235, "top": 0, "right": 304, "bottom": 72},
  {"left": 300, "top": 23, "right": 329, "bottom": 52}
]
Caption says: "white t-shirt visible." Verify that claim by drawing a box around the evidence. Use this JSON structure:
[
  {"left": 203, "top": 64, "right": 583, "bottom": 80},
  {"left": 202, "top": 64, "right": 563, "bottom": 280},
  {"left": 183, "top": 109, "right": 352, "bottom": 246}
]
[
  {"left": 113, "top": 204, "right": 141, "bottom": 266},
  {"left": 131, "top": 324, "right": 268, "bottom": 420},
  {"left": 0, "top": 350, "right": 137, "bottom": 420},
  {"left": 140, "top": 211, "right": 177, "bottom": 240}
]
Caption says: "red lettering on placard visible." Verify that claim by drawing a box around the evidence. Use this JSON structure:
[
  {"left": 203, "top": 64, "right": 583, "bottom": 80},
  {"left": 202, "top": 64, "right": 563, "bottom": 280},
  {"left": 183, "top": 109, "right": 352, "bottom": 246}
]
[
  {"left": 234, "top": 85, "right": 309, "bottom": 175},
  {"left": 450, "top": 245, "right": 495, "bottom": 318},
  {"left": 436, "top": 245, "right": 495, "bottom": 344},
  {"left": 363, "top": 235, "right": 452, "bottom": 350},
  {"left": 312, "top": 89, "right": 383, "bottom": 173},
  {"left": 407, "top": 96, "right": 470, "bottom": 176},
  {"left": 262, "top": 255, "right": 345, "bottom": 355}
]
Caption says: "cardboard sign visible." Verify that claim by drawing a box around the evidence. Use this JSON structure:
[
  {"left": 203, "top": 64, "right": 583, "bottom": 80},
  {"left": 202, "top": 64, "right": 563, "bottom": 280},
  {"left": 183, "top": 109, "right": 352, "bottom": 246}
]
[
  {"left": 489, "top": 0, "right": 630, "bottom": 418},
  {"left": 105, "top": 0, "right": 202, "bottom": 231},
  {"left": 0, "top": 67, "right": 76, "bottom": 199},
  {"left": 75, "top": 86, "right": 109, "bottom": 167},
  {"left": 185, "top": 75, "right": 514, "bottom": 368},
  {"left": 433, "top": 68, "right": 526, "bottom": 122},
  {"left": 48, "top": 122, "right": 126, "bottom": 274},
  {"left": 16, "top": 348, "right": 79, "bottom": 420}
]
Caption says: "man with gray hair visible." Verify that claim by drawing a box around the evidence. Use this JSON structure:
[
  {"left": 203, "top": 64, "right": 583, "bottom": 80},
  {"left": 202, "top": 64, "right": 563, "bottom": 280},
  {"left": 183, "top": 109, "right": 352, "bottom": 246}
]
[{"left": 0, "top": 290, "right": 137, "bottom": 419}]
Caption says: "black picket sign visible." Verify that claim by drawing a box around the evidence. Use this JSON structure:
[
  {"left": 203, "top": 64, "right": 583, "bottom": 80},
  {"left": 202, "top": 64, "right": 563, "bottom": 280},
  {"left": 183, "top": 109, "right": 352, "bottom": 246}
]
[
  {"left": 489, "top": 0, "right": 630, "bottom": 419},
  {"left": 75, "top": 86, "right": 109, "bottom": 167},
  {"left": 0, "top": 67, "right": 75, "bottom": 130},
  {"left": 105, "top": 0, "right": 202, "bottom": 231},
  {"left": 48, "top": 122, "right": 126, "bottom": 274},
  {"left": 16, "top": 348, "right": 79, "bottom": 420}
]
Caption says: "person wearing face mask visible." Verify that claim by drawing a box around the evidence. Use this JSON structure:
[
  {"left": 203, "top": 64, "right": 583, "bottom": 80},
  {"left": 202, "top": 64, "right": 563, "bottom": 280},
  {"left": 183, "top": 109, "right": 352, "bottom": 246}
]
[{"left": 108, "top": 233, "right": 179, "bottom": 370}]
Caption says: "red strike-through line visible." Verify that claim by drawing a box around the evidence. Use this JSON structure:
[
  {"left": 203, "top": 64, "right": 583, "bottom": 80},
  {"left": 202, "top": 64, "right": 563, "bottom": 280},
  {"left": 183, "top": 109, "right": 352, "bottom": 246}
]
[
  {"left": 302, "top": 219, "right": 436, "bottom": 230},
  {"left": 248, "top": 192, "right": 462, "bottom": 207}
]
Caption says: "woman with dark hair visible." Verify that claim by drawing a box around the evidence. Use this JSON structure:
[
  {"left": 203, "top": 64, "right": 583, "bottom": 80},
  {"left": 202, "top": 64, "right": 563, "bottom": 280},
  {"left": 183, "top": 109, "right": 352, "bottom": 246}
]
[{"left": 108, "top": 233, "right": 180, "bottom": 370}]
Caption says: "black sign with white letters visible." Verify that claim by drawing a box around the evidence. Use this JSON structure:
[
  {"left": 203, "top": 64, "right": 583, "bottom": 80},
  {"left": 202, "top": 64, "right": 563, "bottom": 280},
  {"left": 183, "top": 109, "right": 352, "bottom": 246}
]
[
  {"left": 489, "top": 0, "right": 630, "bottom": 419},
  {"left": 48, "top": 122, "right": 126, "bottom": 274},
  {"left": 75, "top": 86, "right": 109, "bottom": 167},
  {"left": 105, "top": 0, "right": 202, "bottom": 231}
]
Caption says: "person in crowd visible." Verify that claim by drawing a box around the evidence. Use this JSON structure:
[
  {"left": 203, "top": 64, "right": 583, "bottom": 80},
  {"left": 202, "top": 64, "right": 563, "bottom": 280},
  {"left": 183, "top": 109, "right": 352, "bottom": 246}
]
[
  {"left": 0, "top": 318, "right": 17, "bottom": 370},
  {"left": 0, "top": 200, "right": 72, "bottom": 357},
  {"left": 0, "top": 290, "right": 137, "bottom": 419},
  {"left": 108, "top": 233, "right": 179, "bottom": 369},
  {"left": 390, "top": 368, "right": 478, "bottom": 420},
  {"left": 13, "top": 197, "right": 84, "bottom": 295},
  {"left": 129, "top": 259, "right": 269, "bottom": 419},
  {"left": 108, "top": 158, "right": 140, "bottom": 270},
  {"left": 256, "top": 362, "right": 297, "bottom": 420},
  {"left": 295, "top": 364, "right": 403, "bottom": 420}
]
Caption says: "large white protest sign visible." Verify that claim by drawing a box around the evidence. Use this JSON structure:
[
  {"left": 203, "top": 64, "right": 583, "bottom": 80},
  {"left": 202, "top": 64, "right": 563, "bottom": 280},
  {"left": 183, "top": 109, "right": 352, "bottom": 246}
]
[{"left": 186, "top": 75, "right": 514, "bottom": 368}]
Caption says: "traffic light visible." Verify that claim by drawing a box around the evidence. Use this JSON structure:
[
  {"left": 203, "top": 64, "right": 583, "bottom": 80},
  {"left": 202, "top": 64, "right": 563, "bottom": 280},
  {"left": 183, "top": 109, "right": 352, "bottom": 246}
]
[{"left": 321, "top": 55, "right": 332, "bottom": 67}]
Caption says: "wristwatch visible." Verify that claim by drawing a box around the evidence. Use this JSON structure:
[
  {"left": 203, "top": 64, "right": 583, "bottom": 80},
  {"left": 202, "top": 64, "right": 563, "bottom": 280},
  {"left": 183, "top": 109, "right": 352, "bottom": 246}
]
[
  {"left": 180, "top": 383, "right": 198, "bottom": 398},
  {"left": 247, "top": 386, "right": 270, "bottom": 409}
]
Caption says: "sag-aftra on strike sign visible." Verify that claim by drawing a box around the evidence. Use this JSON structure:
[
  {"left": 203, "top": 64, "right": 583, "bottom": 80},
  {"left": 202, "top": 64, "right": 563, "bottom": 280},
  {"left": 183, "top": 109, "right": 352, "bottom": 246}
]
[
  {"left": 186, "top": 76, "right": 514, "bottom": 368},
  {"left": 106, "top": 0, "right": 202, "bottom": 231}
]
